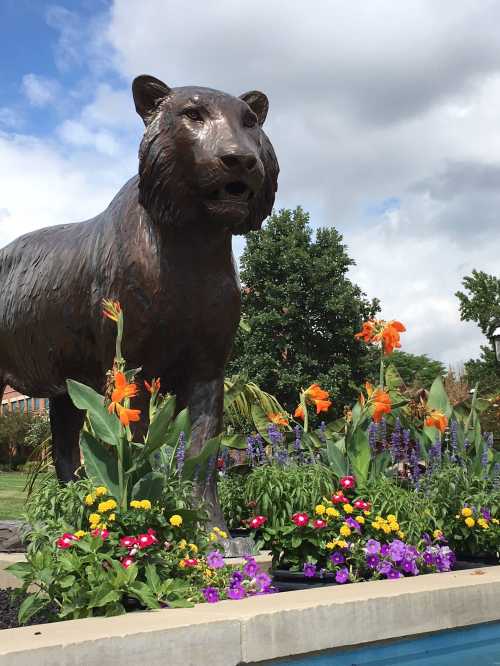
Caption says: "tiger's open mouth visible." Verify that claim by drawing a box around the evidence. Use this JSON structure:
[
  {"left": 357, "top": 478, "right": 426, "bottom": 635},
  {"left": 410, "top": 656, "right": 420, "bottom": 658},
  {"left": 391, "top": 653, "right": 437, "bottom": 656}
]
[{"left": 207, "top": 180, "right": 255, "bottom": 203}]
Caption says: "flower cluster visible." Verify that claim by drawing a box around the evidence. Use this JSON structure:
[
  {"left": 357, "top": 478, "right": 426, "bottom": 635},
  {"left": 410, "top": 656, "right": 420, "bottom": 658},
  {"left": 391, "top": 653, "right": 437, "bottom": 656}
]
[
  {"left": 364, "top": 536, "right": 454, "bottom": 578},
  {"left": 457, "top": 506, "right": 499, "bottom": 530},
  {"left": 119, "top": 529, "right": 158, "bottom": 567},
  {"left": 248, "top": 515, "right": 267, "bottom": 529},
  {"left": 130, "top": 499, "right": 152, "bottom": 510},
  {"left": 225, "top": 556, "right": 275, "bottom": 600},
  {"left": 294, "top": 383, "right": 332, "bottom": 420},
  {"left": 371, "top": 514, "right": 405, "bottom": 539},
  {"left": 355, "top": 319, "right": 406, "bottom": 355}
]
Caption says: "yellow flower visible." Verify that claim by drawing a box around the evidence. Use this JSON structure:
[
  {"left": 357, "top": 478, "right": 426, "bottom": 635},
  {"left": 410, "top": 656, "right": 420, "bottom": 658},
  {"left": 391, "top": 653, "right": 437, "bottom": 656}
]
[
  {"left": 390, "top": 522, "right": 400, "bottom": 532},
  {"left": 343, "top": 504, "right": 354, "bottom": 514},
  {"left": 219, "top": 530, "right": 228, "bottom": 539},
  {"left": 326, "top": 507, "right": 339, "bottom": 518},
  {"left": 203, "top": 569, "right": 214, "bottom": 578},
  {"left": 209, "top": 532, "right": 218, "bottom": 542},
  {"left": 108, "top": 513, "right": 116, "bottom": 522},
  {"left": 356, "top": 516, "right": 365, "bottom": 525},
  {"left": 340, "top": 525, "right": 352, "bottom": 537},
  {"left": 170, "top": 514, "right": 183, "bottom": 527},
  {"left": 465, "top": 517, "right": 475, "bottom": 528},
  {"left": 382, "top": 525, "right": 391, "bottom": 534},
  {"left": 364, "top": 510, "right": 371, "bottom": 516},
  {"left": 325, "top": 542, "right": 336, "bottom": 550},
  {"left": 433, "top": 529, "right": 443, "bottom": 539},
  {"left": 89, "top": 513, "right": 101, "bottom": 525},
  {"left": 397, "top": 531, "right": 406, "bottom": 539},
  {"left": 74, "top": 530, "right": 87, "bottom": 538},
  {"left": 140, "top": 500, "right": 151, "bottom": 510},
  {"left": 130, "top": 500, "right": 142, "bottom": 509},
  {"left": 95, "top": 486, "right": 108, "bottom": 497},
  {"left": 178, "top": 539, "right": 187, "bottom": 550},
  {"left": 189, "top": 543, "right": 199, "bottom": 553},
  {"left": 337, "top": 540, "right": 348, "bottom": 549},
  {"left": 178, "top": 560, "right": 186, "bottom": 569},
  {"left": 386, "top": 514, "right": 397, "bottom": 522},
  {"left": 98, "top": 499, "right": 117, "bottom": 513},
  {"left": 315, "top": 504, "right": 326, "bottom": 516},
  {"left": 492, "top": 518, "right": 499, "bottom": 525},
  {"left": 372, "top": 522, "right": 381, "bottom": 531},
  {"left": 461, "top": 508, "right": 473, "bottom": 518},
  {"left": 477, "top": 518, "right": 489, "bottom": 529},
  {"left": 84, "top": 494, "right": 95, "bottom": 506}
]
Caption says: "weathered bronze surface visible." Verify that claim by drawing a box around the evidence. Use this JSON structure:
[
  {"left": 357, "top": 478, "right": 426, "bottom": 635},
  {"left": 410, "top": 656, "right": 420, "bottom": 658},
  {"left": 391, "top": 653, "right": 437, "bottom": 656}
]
[{"left": 0, "top": 75, "right": 279, "bottom": 526}]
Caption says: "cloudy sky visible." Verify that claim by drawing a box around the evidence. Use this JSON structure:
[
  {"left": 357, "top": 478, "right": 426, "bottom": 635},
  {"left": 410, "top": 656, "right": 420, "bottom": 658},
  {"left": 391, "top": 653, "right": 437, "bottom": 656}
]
[{"left": 1, "top": 0, "right": 499, "bottom": 366}]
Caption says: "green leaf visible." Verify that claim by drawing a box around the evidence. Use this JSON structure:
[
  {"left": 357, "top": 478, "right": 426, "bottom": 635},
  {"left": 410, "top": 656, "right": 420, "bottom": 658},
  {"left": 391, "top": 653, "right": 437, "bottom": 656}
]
[
  {"left": 59, "top": 575, "right": 76, "bottom": 589},
  {"left": 131, "top": 471, "right": 164, "bottom": 503},
  {"left": 385, "top": 364, "right": 405, "bottom": 390},
  {"left": 80, "top": 430, "right": 119, "bottom": 499},
  {"left": 143, "top": 395, "right": 176, "bottom": 456},
  {"left": 18, "top": 594, "right": 50, "bottom": 626},
  {"left": 67, "top": 379, "right": 122, "bottom": 446},
  {"left": 326, "top": 438, "right": 348, "bottom": 477},
  {"left": 348, "top": 429, "right": 370, "bottom": 484},
  {"left": 223, "top": 377, "right": 248, "bottom": 410},
  {"left": 5, "top": 561, "right": 32, "bottom": 582},
  {"left": 221, "top": 433, "right": 248, "bottom": 449},
  {"left": 164, "top": 408, "right": 191, "bottom": 455},
  {"left": 129, "top": 581, "right": 160, "bottom": 609},
  {"left": 424, "top": 375, "right": 452, "bottom": 440},
  {"left": 182, "top": 435, "right": 221, "bottom": 481},
  {"left": 145, "top": 563, "right": 161, "bottom": 594},
  {"left": 250, "top": 404, "right": 273, "bottom": 443},
  {"left": 88, "top": 586, "right": 121, "bottom": 609}
]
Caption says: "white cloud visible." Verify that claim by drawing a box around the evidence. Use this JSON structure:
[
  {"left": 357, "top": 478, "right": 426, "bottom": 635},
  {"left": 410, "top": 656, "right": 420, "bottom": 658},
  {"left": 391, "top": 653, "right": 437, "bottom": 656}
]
[
  {"left": 21, "top": 73, "right": 60, "bottom": 107},
  {"left": 2, "top": 0, "right": 500, "bottom": 367}
]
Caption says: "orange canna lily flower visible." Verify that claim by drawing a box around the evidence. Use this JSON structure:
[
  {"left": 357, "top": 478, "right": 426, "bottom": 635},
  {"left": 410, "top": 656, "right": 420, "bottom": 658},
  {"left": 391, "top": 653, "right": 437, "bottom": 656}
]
[
  {"left": 305, "top": 384, "right": 330, "bottom": 402},
  {"left": 314, "top": 399, "right": 332, "bottom": 414},
  {"left": 294, "top": 405, "right": 305, "bottom": 420},
  {"left": 372, "top": 389, "right": 392, "bottom": 422},
  {"left": 355, "top": 319, "right": 406, "bottom": 355},
  {"left": 425, "top": 410, "right": 448, "bottom": 433},
  {"left": 111, "top": 372, "right": 138, "bottom": 403},
  {"left": 102, "top": 299, "right": 122, "bottom": 322},
  {"left": 115, "top": 403, "right": 141, "bottom": 426},
  {"left": 268, "top": 412, "right": 289, "bottom": 426},
  {"left": 144, "top": 378, "right": 161, "bottom": 394}
]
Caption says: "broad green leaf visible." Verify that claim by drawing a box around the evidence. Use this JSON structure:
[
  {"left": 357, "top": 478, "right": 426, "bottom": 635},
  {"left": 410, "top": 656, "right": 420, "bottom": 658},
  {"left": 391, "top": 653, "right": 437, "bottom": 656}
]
[
  {"left": 67, "top": 379, "right": 121, "bottom": 446},
  {"left": 250, "top": 403, "right": 273, "bottom": 443},
  {"left": 88, "top": 586, "right": 121, "bottom": 609},
  {"left": 326, "top": 438, "right": 348, "bottom": 477},
  {"left": 423, "top": 375, "right": 452, "bottom": 441},
  {"left": 348, "top": 429, "right": 370, "bottom": 484},
  {"left": 182, "top": 435, "right": 221, "bottom": 482},
  {"left": 80, "top": 430, "right": 119, "bottom": 499},
  {"left": 145, "top": 563, "right": 161, "bottom": 594},
  {"left": 221, "top": 433, "right": 248, "bottom": 449},
  {"left": 18, "top": 594, "right": 50, "bottom": 626},
  {"left": 385, "top": 364, "right": 405, "bottom": 390},
  {"left": 165, "top": 408, "right": 191, "bottom": 452},
  {"left": 129, "top": 581, "right": 161, "bottom": 609},
  {"left": 143, "top": 395, "right": 176, "bottom": 456},
  {"left": 223, "top": 377, "right": 248, "bottom": 410},
  {"left": 5, "top": 561, "right": 31, "bottom": 582},
  {"left": 131, "top": 471, "right": 164, "bottom": 503}
]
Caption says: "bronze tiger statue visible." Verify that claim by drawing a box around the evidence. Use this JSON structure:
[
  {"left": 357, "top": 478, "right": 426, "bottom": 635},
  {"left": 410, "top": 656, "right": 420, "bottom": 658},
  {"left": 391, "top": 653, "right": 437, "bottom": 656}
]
[{"left": 0, "top": 75, "right": 279, "bottom": 526}]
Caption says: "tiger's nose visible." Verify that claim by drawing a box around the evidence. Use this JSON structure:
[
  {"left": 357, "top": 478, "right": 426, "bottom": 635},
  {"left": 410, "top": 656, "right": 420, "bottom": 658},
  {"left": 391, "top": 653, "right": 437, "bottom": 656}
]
[{"left": 220, "top": 153, "right": 257, "bottom": 172}]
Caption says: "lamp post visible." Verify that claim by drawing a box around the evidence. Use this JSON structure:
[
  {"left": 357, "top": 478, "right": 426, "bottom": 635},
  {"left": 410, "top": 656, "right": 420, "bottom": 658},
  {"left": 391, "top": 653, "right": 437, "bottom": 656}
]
[{"left": 493, "top": 327, "right": 500, "bottom": 363}]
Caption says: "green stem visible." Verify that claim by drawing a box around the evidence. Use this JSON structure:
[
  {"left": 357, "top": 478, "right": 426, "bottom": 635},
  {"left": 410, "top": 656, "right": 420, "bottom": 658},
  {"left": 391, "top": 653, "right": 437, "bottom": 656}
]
[{"left": 379, "top": 351, "right": 385, "bottom": 389}]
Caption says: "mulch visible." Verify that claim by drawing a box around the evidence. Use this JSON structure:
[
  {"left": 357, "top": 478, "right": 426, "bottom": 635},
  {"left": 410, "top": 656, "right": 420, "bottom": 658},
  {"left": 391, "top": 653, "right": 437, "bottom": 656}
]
[{"left": 0, "top": 588, "right": 57, "bottom": 630}]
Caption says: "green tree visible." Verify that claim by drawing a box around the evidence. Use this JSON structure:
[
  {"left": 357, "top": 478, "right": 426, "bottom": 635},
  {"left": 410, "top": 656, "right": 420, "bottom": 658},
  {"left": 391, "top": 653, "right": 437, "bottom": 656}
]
[
  {"left": 364, "top": 349, "right": 445, "bottom": 389},
  {"left": 228, "top": 207, "right": 379, "bottom": 412},
  {"left": 0, "top": 413, "right": 34, "bottom": 469},
  {"left": 455, "top": 270, "right": 500, "bottom": 394}
]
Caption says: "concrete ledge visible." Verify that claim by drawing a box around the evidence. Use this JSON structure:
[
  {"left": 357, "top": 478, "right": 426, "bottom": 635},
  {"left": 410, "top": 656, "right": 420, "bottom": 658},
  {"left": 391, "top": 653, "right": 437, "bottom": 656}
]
[{"left": 1, "top": 566, "right": 499, "bottom": 665}]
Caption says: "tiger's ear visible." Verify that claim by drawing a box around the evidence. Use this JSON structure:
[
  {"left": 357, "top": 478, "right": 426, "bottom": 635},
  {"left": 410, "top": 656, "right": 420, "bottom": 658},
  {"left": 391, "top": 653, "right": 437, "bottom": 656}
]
[
  {"left": 132, "top": 75, "right": 171, "bottom": 125},
  {"left": 239, "top": 90, "right": 269, "bottom": 126}
]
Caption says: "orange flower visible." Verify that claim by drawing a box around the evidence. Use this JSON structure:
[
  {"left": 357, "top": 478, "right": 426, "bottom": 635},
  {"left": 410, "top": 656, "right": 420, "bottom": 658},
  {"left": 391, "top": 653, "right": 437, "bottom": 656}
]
[
  {"left": 305, "top": 384, "right": 332, "bottom": 413},
  {"left": 372, "top": 388, "right": 392, "bottom": 422},
  {"left": 102, "top": 299, "right": 122, "bottom": 322},
  {"left": 378, "top": 320, "right": 406, "bottom": 355},
  {"left": 425, "top": 410, "right": 448, "bottom": 433},
  {"left": 268, "top": 412, "right": 289, "bottom": 426},
  {"left": 144, "top": 378, "right": 161, "bottom": 394},
  {"left": 111, "top": 372, "right": 138, "bottom": 403},
  {"left": 294, "top": 405, "right": 305, "bottom": 420},
  {"left": 354, "top": 320, "right": 376, "bottom": 343},
  {"left": 355, "top": 319, "right": 406, "bottom": 355},
  {"left": 115, "top": 403, "right": 141, "bottom": 426}
]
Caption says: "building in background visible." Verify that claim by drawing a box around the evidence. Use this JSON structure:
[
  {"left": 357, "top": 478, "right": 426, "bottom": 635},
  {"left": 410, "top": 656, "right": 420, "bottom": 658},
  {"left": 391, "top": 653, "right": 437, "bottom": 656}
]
[{"left": 1, "top": 386, "right": 49, "bottom": 416}]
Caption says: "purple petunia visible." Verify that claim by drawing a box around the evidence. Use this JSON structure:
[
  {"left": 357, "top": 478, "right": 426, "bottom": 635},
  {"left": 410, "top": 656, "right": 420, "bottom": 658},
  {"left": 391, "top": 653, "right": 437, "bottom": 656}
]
[
  {"left": 243, "top": 557, "right": 259, "bottom": 577},
  {"left": 378, "top": 561, "right": 393, "bottom": 576},
  {"left": 389, "top": 540, "right": 406, "bottom": 563},
  {"left": 202, "top": 586, "right": 220, "bottom": 603},
  {"left": 303, "top": 563, "right": 317, "bottom": 578},
  {"left": 387, "top": 569, "right": 403, "bottom": 579},
  {"left": 366, "top": 554, "right": 380, "bottom": 569},
  {"left": 380, "top": 544, "right": 390, "bottom": 556},
  {"left": 330, "top": 552, "right": 345, "bottom": 565},
  {"left": 346, "top": 517, "right": 361, "bottom": 531},
  {"left": 256, "top": 572, "right": 273, "bottom": 593},
  {"left": 227, "top": 584, "right": 246, "bottom": 600},
  {"left": 230, "top": 570, "right": 244, "bottom": 586},
  {"left": 365, "top": 539, "right": 381, "bottom": 555},
  {"left": 335, "top": 567, "right": 350, "bottom": 584},
  {"left": 206, "top": 550, "right": 225, "bottom": 569}
]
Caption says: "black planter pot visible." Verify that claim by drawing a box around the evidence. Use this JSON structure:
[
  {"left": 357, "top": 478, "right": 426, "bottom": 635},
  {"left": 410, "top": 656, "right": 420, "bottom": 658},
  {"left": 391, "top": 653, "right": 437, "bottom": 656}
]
[
  {"left": 271, "top": 569, "right": 340, "bottom": 592},
  {"left": 454, "top": 552, "right": 499, "bottom": 569},
  {"left": 122, "top": 596, "right": 146, "bottom": 612}
]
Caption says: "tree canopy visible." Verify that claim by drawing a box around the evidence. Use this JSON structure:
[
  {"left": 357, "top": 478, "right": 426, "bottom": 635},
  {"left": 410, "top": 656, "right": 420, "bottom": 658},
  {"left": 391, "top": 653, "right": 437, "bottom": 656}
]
[{"left": 228, "top": 207, "right": 379, "bottom": 412}]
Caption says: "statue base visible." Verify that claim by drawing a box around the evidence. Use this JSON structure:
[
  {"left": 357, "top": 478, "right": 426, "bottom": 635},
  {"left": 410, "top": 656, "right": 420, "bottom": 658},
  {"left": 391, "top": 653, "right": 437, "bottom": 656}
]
[{"left": 221, "top": 536, "right": 256, "bottom": 558}]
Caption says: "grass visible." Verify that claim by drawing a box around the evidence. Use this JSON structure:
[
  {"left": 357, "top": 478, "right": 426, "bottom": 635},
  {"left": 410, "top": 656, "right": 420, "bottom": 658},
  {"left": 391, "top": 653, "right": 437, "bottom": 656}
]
[{"left": 0, "top": 471, "right": 27, "bottom": 520}]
